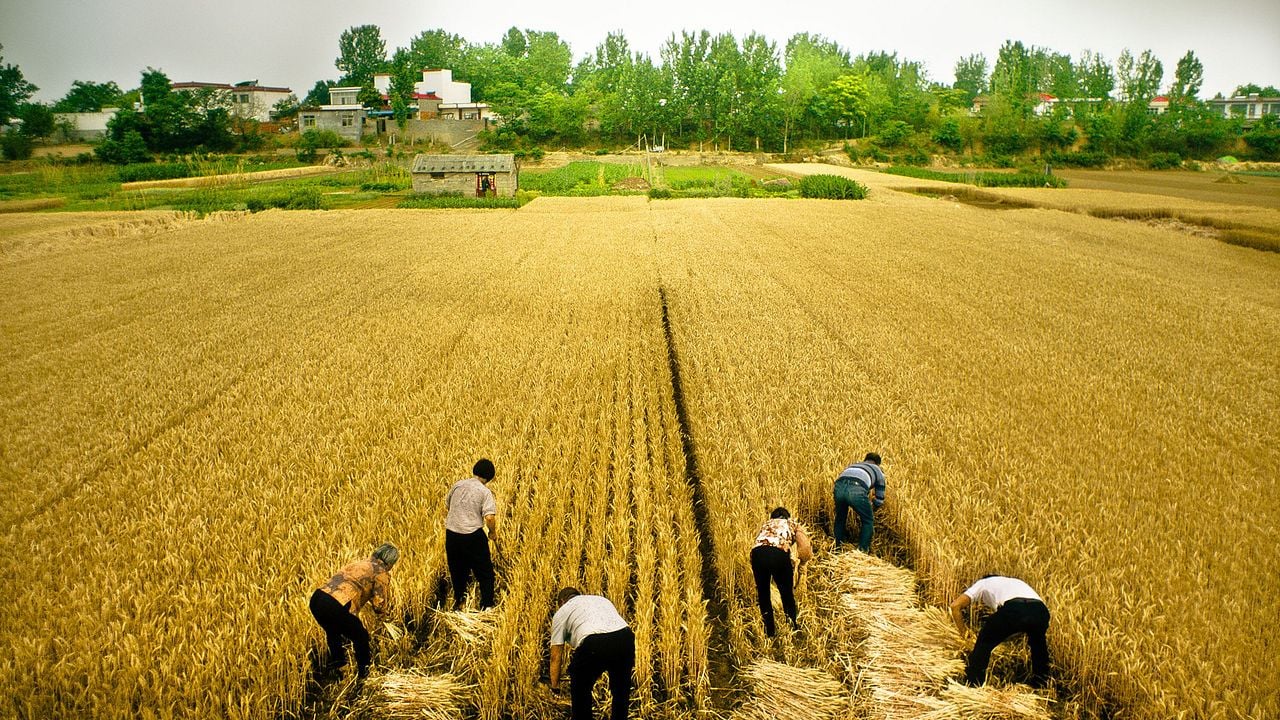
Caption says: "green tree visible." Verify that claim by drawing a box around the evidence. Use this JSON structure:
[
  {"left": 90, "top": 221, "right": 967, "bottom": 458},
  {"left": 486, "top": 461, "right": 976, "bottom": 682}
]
[
  {"left": 821, "top": 73, "right": 870, "bottom": 138},
  {"left": 953, "top": 54, "right": 988, "bottom": 105},
  {"left": 1169, "top": 50, "right": 1203, "bottom": 104},
  {"left": 1, "top": 44, "right": 37, "bottom": 126},
  {"left": 1116, "top": 49, "right": 1162, "bottom": 102},
  {"left": 1075, "top": 50, "right": 1114, "bottom": 100},
  {"left": 336, "top": 25, "right": 387, "bottom": 87},
  {"left": 780, "top": 33, "right": 850, "bottom": 151},
  {"left": 52, "top": 80, "right": 124, "bottom": 113},
  {"left": 1231, "top": 83, "right": 1280, "bottom": 97},
  {"left": 303, "top": 80, "right": 336, "bottom": 106},
  {"left": 1243, "top": 114, "right": 1280, "bottom": 160},
  {"left": 991, "top": 41, "right": 1036, "bottom": 118},
  {"left": 17, "top": 102, "right": 55, "bottom": 138}
]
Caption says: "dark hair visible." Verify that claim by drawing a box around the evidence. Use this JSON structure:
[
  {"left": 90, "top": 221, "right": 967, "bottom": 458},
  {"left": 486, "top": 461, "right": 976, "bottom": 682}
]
[
  {"left": 556, "top": 587, "right": 581, "bottom": 605},
  {"left": 864, "top": 452, "right": 882, "bottom": 465},
  {"left": 769, "top": 507, "right": 790, "bottom": 519},
  {"left": 473, "top": 458, "right": 496, "bottom": 481}
]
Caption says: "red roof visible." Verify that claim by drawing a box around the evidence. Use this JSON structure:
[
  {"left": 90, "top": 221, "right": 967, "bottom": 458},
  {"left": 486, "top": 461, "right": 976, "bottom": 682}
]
[
  {"left": 1151, "top": 95, "right": 1169, "bottom": 103},
  {"left": 1038, "top": 93, "right": 1056, "bottom": 102}
]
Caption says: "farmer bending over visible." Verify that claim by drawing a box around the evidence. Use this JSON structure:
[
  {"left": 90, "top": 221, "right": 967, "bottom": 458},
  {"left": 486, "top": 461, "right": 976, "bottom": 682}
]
[{"left": 309, "top": 543, "right": 398, "bottom": 679}]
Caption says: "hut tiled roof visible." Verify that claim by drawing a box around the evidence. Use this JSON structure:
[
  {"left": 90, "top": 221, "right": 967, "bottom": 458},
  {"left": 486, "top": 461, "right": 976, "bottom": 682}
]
[{"left": 412, "top": 154, "right": 515, "bottom": 174}]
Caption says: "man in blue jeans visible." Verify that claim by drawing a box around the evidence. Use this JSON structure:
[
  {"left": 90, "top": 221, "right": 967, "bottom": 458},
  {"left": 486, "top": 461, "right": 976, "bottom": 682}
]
[{"left": 833, "top": 452, "right": 885, "bottom": 552}]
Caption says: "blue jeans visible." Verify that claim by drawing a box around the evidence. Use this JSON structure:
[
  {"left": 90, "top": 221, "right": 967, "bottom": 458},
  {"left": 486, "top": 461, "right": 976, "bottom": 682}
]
[{"left": 834, "top": 480, "right": 874, "bottom": 551}]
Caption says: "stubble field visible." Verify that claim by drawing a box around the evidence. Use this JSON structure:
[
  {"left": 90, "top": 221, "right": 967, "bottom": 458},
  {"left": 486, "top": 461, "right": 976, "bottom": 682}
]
[{"left": 1, "top": 171, "right": 1277, "bottom": 719}]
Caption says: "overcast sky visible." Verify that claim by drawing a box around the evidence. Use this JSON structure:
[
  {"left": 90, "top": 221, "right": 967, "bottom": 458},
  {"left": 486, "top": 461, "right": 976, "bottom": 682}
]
[{"left": 3, "top": 0, "right": 1278, "bottom": 103}]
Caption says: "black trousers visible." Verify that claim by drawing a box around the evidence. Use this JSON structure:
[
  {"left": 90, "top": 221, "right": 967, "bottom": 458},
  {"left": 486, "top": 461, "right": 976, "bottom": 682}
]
[
  {"left": 569, "top": 627, "right": 635, "bottom": 720},
  {"left": 750, "top": 545, "right": 797, "bottom": 636},
  {"left": 445, "top": 528, "right": 495, "bottom": 609},
  {"left": 966, "top": 598, "right": 1051, "bottom": 687},
  {"left": 309, "top": 589, "right": 371, "bottom": 673}
]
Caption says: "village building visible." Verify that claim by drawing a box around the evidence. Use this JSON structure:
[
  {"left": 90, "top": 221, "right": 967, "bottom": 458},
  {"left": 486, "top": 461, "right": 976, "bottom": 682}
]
[
  {"left": 297, "top": 86, "right": 367, "bottom": 141},
  {"left": 169, "top": 81, "right": 293, "bottom": 123},
  {"left": 411, "top": 154, "right": 517, "bottom": 197},
  {"left": 1206, "top": 93, "right": 1280, "bottom": 123},
  {"left": 53, "top": 107, "right": 121, "bottom": 140},
  {"left": 373, "top": 69, "right": 495, "bottom": 122}
]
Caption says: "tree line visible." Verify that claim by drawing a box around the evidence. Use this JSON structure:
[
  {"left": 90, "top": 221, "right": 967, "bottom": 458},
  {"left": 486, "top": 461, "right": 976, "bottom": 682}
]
[
  {"left": 283, "top": 25, "right": 1280, "bottom": 163},
  {"left": 3, "top": 30, "right": 1279, "bottom": 163}
]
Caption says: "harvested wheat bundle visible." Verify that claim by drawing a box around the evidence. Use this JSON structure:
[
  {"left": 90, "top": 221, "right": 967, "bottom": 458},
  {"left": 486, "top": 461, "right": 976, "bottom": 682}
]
[
  {"left": 821, "top": 552, "right": 916, "bottom": 607},
  {"left": 729, "top": 659, "right": 848, "bottom": 720},
  {"left": 430, "top": 608, "right": 499, "bottom": 681},
  {"left": 937, "top": 681, "right": 1052, "bottom": 720},
  {"left": 367, "top": 669, "right": 473, "bottom": 720}
]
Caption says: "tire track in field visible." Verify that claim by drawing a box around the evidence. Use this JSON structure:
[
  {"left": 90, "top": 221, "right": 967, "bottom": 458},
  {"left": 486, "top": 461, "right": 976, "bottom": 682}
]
[{"left": 657, "top": 283, "right": 738, "bottom": 705}]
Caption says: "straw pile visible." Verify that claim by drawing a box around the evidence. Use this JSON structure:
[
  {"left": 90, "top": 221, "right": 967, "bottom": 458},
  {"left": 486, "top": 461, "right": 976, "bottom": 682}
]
[
  {"left": 729, "top": 659, "right": 847, "bottom": 720},
  {"left": 430, "top": 608, "right": 499, "bottom": 681},
  {"left": 366, "top": 669, "right": 472, "bottom": 720},
  {"left": 818, "top": 552, "right": 1050, "bottom": 720}
]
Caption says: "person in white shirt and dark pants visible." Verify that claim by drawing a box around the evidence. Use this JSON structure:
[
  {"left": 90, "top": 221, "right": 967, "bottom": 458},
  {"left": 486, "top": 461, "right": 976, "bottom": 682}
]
[
  {"left": 444, "top": 459, "right": 498, "bottom": 609},
  {"left": 548, "top": 587, "right": 635, "bottom": 720},
  {"left": 950, "top": 575, "right": 1051, "bottom": 688}
]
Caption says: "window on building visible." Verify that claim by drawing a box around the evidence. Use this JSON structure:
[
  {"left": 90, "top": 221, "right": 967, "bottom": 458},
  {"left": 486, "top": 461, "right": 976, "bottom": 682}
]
[
  {"left": 301, "top": 115, "right": 317, "bottom": 128},
  {"left": 431, "top": 172, "right": 445, "bottom": 179},
  {"left": 464, "top": 112, "right": 478, "bottom": 120},
  {"left": 1230, "top": 103, "right": 1248, "bottom": 117},
  {"left": 341, "top": 113, "right": 355, "bottom": 127},
  {"left": 235, "top": 93, "right": 250, "bottom": 104}
]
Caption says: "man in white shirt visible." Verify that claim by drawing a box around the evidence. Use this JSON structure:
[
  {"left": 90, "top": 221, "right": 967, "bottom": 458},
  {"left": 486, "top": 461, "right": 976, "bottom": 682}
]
[
  {"left": 950, "top": 575, "right": 1051, "bottom": 688},
  {"left": 444, "top": 459, "right": 498, "bottom": 609},
  {"left": 548, "top": 587, "right": 635, "bottom": 720}
]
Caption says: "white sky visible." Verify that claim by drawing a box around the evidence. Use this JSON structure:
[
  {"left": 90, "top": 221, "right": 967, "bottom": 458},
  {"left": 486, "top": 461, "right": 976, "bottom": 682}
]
[{"left": 2, "top": 0, "right": 1278, "bottom": 102}]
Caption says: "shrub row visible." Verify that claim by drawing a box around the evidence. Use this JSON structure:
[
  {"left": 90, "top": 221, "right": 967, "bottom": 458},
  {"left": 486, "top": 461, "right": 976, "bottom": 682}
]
[
  {"left": 883, "top": 166, "right": 1067, "bottom": 188},
  {"left": 798, "top": 174, "right": 869, "bottom": 199}
]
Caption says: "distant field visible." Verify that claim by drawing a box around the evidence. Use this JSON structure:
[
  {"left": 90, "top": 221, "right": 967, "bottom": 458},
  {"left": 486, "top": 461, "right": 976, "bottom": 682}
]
[
  {"left": 2, "top": 181, "right": 1277, "bottom": 719},
  {"left": 1055, "top": 168, "right": 1280, "bottom": 209}
]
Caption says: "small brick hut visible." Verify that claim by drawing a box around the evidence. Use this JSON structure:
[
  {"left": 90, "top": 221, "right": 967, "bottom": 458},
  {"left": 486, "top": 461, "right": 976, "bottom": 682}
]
[{"left": 411, "top": 154, "right": 517, "bottom": 197}]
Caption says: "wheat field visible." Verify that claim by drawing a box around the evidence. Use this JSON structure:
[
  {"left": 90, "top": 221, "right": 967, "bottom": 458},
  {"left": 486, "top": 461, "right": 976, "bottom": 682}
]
[{"left": 1, "top": 179, "right": 1277, "bottom": 719}]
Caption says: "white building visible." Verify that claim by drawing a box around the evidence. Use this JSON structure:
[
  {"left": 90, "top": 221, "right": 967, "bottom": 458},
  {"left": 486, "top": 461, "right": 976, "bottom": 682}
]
[
  {"left": 170, "top": 81, "right": 293, "bottom": 123},
  {"left": 53, "top": 107, "right": 120, "bottom": 140},
  {"left": 1206, "top": 94, "right": 1280, "bottom": 122},
  {"left": 373, "top": 69, "right": 494, "bottom": 121}
]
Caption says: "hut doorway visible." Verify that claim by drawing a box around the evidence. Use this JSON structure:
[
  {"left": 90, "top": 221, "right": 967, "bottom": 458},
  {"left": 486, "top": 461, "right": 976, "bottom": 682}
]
[{"left": 476, "top": 173, "right": 496, "bottom": 197}]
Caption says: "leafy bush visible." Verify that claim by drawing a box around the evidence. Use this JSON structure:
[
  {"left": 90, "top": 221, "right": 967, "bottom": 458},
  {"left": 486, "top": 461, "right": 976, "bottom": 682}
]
[
  {"left": 0, "top": 132, "right": 34, "bottom": 160},
  {"left": 893, "top": 146, "right": 931, "bottom": 166},
  {"left": 798, "top": 174, "right": 868, "bottom": 200},
  {"left": 648, "top": 187, "right": 673, "bottom": 199},
  {"left": 877, "top": 120, "right": 913, "bottom": 148},
  {"left": 245, "top": 188, "right": 325, "bottom": 212},
  {"left": 594, "top": 148, "right": 610, "bottom": 156},
  {"left": 1044, "top": 150, "right": 1109, "bottom": 168},
  {"left": 1243, "top": 116, "right": 1280, "bottom": 161},
  {"left": 95, "top": 130, "right": 152, "bottom": 164},
  {"left": 932, "top": 120, "right": 963, "bottom": 153},
  {"left": 1147, "top": 152, "right": 1183, "bottom": 170},
  {"left": 116, "top": 163, "right": 193, "bottom": 182},
  {"left": 295, "top": 130, "right": 345, "bottom": 163}
]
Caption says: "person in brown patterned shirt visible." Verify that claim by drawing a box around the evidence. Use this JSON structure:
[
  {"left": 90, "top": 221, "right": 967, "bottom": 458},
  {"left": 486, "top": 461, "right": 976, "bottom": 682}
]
[{"left": 309, "top": 543, "right": 398, "bottom": 678}]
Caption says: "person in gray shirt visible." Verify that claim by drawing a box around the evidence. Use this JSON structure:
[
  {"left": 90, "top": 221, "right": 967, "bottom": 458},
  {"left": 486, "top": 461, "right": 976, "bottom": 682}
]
[
  {"left": 548, "top": 587, "right": 635, "bottom": 720},
  {"left": 834, "top": 452, "right": 886, "bottom": 552},
  {"left": 444, "top": 458, "right": 498, "bottom": 609}
]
